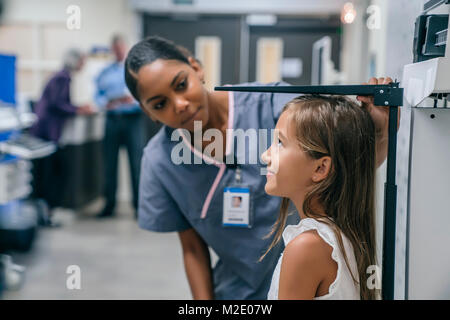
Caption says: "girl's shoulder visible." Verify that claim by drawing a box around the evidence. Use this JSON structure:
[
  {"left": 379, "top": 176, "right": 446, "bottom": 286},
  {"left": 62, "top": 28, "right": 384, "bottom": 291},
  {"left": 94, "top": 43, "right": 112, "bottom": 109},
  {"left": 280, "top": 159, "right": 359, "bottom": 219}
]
[
  {"left": 287, "top": 228, "right": 334, "bottom": 254},
  {"left": 283, "top": 227, "right": 336, "bottom": 275},
  {"left": 282, "top": 218, "right": 341, "bottom": 276},
  {"left": 279, "top": 219, "right": 341, "bottom": 298},
  {"left": 274, "top": 218, "right": 360, "bottom": 300},
  {"left": 279, "top": 227, "right": 337, "bottom": 298}
]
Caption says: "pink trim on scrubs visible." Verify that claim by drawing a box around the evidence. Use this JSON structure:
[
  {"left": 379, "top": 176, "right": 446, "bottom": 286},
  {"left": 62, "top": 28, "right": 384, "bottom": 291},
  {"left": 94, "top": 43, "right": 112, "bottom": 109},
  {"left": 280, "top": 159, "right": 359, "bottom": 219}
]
[{"left": 179, "top": 91, "right": 234, "bottom": 219}]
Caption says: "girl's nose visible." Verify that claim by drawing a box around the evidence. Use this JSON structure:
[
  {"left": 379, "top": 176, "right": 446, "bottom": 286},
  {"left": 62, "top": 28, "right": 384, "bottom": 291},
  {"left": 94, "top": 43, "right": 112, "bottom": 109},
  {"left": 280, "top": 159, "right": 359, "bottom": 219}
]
[{"left": 261, "top": 147, "right": 271, "bottom": 165}]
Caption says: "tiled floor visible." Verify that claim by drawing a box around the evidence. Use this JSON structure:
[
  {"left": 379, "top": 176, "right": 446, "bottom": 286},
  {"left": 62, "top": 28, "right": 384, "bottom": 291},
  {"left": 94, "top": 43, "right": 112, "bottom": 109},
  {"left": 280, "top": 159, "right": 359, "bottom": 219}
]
[{"left": 2, "top": 201, "right": 191, "bottom": 300}]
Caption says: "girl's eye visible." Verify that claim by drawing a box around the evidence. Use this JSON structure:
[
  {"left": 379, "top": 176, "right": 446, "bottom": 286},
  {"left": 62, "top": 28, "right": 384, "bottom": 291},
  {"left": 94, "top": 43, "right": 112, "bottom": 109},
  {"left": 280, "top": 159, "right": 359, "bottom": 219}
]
[
  {"left": 153, "top": 100, "right": 166, "bottom": 110},
  {"left": 277, "top": 138, "right": 283, "bottom": 147}
]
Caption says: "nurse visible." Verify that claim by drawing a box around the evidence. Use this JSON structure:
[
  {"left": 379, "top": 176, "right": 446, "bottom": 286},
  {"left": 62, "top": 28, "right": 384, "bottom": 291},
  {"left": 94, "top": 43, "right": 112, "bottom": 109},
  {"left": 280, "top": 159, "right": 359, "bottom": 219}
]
[{"left": 124, "top": 36, "right": 393, "bottom": 299}]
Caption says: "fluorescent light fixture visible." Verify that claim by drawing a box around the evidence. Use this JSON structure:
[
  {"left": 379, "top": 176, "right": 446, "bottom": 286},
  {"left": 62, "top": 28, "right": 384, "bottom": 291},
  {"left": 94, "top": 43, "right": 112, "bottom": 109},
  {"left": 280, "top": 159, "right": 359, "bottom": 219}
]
[{"left": 246, "top": 14, "right": 277, "bottom": 26}]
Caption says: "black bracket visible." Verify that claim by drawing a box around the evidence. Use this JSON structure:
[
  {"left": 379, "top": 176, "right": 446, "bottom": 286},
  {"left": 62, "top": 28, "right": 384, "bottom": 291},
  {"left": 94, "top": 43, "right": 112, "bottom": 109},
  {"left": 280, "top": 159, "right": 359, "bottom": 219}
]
[{"left": 215, "top": 82, "right": 403, "bottom": 106}]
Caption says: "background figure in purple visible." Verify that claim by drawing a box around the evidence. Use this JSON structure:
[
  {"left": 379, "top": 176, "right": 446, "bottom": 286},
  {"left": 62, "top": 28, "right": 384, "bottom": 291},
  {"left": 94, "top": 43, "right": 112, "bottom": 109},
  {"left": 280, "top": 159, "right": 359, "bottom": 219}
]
[
  {"left": 31, "top": 48, "right": 93, "bottom": 142},
  {"left": 30, "top": 48, "right": 93, "bottom": 226}
]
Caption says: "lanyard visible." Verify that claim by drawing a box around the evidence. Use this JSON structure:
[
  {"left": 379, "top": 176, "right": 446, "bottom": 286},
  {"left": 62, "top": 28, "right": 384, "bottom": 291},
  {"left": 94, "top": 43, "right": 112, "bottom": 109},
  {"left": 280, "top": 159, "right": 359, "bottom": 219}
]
[
  {"left": 176, "top": 91, "right": 235, "bottom": 219},
  {"left": 235, "top": 165, "right": 242, "bottom": 184}
]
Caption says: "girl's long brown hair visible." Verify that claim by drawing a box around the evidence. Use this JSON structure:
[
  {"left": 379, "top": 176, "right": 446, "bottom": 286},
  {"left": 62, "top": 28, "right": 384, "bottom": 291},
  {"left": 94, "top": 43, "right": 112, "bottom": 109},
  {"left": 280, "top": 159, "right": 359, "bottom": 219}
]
[{"left": 261, "top": 95, "right": 378, "bottom": 300}]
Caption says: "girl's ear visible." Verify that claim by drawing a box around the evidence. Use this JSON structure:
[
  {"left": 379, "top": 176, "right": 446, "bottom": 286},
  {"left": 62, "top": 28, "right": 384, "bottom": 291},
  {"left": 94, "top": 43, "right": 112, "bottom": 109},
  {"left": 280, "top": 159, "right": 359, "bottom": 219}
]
[
  {"left": 312, "top": 156, "right": 332, "bottom": 183},
  {"left": 188, "top": 56, "right": 205, "bottom": 84}
]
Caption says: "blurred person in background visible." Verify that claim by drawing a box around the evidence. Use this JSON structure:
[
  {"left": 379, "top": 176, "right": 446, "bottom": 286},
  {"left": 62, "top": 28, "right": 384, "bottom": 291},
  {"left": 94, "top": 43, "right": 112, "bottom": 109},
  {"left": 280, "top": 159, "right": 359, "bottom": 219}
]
[
  {"left": 30, "top": 48, "right": 94, "bottom": 227},
  {"left": 94, "top": 34, "right": 146, "bottom": 219}
]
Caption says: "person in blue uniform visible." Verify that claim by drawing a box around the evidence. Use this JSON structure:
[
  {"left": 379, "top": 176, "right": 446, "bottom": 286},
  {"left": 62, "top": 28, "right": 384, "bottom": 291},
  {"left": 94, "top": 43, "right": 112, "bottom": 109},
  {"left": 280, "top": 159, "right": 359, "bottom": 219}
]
[
  {"left": 124, "top": 36, "right": 392, "bottom": 299},
  {"left": 95, "top": 35, "right": 146, "bottom": 218}
]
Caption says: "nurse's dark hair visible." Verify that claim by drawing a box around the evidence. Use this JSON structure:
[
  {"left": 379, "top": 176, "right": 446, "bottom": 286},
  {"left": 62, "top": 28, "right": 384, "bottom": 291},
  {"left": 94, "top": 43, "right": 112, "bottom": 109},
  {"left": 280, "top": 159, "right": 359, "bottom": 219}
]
[
  {"left": 260, "top": 95, "right": 378, "bottom": 300},
  {"left": 124, "top": 36, "right": 190, "bottom": 101}
]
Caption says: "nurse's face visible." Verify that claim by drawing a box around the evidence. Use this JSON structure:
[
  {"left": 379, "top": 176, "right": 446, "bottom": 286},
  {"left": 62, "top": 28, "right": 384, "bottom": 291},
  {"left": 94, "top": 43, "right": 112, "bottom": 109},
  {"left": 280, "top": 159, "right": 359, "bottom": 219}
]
[
  {"left": 136, "top": 58, "right": 209, "bottom": 132},
  {"left": 261, "top": 111, "right": 318, "bottom": 199}
]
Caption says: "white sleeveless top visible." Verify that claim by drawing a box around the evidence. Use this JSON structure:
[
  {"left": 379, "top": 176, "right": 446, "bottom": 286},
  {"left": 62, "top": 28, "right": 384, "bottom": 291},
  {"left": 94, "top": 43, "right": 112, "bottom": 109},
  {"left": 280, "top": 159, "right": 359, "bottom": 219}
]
[{"left": 267, "top": 218, "right": 360, "bottom": 300}]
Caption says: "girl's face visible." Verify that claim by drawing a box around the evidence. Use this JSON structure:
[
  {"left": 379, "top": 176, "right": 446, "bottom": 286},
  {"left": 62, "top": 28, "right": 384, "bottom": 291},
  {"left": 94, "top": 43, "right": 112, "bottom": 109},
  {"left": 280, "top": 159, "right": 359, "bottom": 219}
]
[
  {"left": 135, "top": 58, "right": 209, "bottom": 132},
  {"left": 261, "top": 111, "right": 329, "bottom": 200}
]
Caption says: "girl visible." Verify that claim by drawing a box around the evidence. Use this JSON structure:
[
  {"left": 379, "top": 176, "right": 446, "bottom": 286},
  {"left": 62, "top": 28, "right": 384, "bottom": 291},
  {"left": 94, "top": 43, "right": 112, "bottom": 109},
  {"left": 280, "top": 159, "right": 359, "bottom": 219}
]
[
  {"left": 262, "top": 95, "right": 378, "bottom": 300},
  {"left": 124, "top": 35, "right": 391, "bottom": 299}
]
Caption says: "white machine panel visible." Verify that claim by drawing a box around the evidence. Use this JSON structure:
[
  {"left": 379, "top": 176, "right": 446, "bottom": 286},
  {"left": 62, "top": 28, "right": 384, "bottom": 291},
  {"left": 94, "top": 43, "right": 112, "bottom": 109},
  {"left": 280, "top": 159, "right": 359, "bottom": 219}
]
[{"left": 407, "top": 108, "right": 450, "bottom": 299}]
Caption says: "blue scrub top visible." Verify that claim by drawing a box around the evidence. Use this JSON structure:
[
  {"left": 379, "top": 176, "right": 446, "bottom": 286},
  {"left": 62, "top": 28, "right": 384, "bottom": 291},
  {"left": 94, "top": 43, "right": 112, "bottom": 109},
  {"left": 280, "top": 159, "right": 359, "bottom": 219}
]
[{"left": 138, "top": 82, "right": 300, "bottom": 299}]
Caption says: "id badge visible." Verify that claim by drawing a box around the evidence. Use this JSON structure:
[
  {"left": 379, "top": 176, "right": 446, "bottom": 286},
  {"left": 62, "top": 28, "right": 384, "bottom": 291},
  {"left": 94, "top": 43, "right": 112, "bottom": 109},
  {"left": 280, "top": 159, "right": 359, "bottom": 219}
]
[{"left": 223, "top": 186, "right": 252, "bottom": 228}]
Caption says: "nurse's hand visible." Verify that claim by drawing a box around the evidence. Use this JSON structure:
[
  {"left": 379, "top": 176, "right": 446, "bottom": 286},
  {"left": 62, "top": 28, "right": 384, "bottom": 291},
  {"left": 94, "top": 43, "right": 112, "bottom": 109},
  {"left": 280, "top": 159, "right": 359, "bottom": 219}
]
[{"left": 356, "top": 77, "right": 401, "bottom": 168}]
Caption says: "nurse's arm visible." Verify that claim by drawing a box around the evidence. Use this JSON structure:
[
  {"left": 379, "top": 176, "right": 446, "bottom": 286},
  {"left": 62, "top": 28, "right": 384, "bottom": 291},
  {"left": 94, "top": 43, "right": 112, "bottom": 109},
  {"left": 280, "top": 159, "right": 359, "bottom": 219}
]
[
  {"left": 178, "top": 228, "right": 215, "bottom": 300},
  {"left": 356, "top": 77, "right": 400, "bottom": 169}
]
